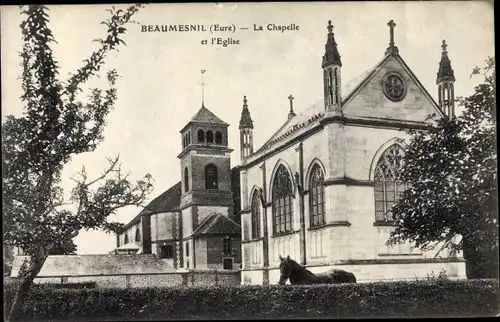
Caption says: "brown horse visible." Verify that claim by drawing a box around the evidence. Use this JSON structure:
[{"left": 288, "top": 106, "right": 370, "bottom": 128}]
[{"left": 278, "top": 255, "right": 357, "bottom": 285}]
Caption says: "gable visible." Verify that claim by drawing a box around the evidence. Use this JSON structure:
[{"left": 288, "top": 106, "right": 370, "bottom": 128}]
[
  {"left": 342, "top": 55, "right": 444, "bottom": 122},
  {"left": 192, "top": 214, "right": 241, "bottom": 236}
]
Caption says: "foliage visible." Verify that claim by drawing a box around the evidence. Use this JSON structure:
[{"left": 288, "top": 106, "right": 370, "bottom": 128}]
[
  {"left": 2, "top": 4, "right": 150, "bottom": 320},
  {"left": 47, "top": 238, "right": 77, "bottom": 255},
  {"left": 387, "top": 58, "right": 498, "bottom": 279},
  {"left": 425, "top": 269, "right": 449, "bottom": 282},
  {"left": 2, "top": 279, "right": 499, "bottom": 320}
]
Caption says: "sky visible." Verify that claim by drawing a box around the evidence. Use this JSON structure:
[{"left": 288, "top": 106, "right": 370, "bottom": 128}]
[{"left": 1, "top": 2, "right": 494, "bottom": 254}]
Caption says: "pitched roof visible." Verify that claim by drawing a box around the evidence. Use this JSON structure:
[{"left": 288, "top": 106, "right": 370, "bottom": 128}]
[
  {"left": 436, "top": 40, "right": 455, "bottom": 83},
  {"left": 117, "top": 242, "right": 141, "bottom": 251},
  {"left": 123, "top": 182, "right": 181, "bottom": 229},
  {"left": 252, "top": 63, "right": 379, "bottom": 156},
  {"left": 192, "top": 213, "right": 241, "bottom": 236},
  {"left": 251, "top": 51, "right": 443, "bottom": 157},
  {"left": 190, "top": 105, "right": 229, "bottom": 126},
  {"left": 10, "top": 254, "right": 176, "bottom": 277}
]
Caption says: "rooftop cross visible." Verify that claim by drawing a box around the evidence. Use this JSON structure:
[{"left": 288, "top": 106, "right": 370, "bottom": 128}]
[
  {"left": 200, "top": 70, "right": 207, "bottom": 107},
  {"left": 243, "top": 95, "right": 248, "bottom": 106},
  {"left": 388, "top": 20, "right": 396, "bottom": 47},
  {"left": 288, "top": 94, "right": 296, "bottom": 120}
]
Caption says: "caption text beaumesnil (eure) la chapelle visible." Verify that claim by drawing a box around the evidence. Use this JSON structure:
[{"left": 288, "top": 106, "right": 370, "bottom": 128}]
[{"left": 141, "top": 23, "right": 300, "bottom": 47}]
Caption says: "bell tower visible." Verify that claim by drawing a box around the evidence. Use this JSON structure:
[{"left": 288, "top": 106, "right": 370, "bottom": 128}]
[
  {"left": 178, "top": 105, "right": 234, "bottom": 209},
  {"left": 436, "top": 40, "right": 456, "bottom": 117},
  {"left": 177, "top": 71, "right": 234, "bottom": 269}
]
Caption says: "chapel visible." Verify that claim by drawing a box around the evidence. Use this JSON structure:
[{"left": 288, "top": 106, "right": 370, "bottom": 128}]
[{"left": 237, "top": 20, "right": 464, "bottom": 284}]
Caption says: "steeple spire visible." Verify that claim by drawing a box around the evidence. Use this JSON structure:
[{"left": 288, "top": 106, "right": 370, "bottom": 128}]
[
  {"left": 322, "top": 20, "right": 342, "bottom": 68},
  {"left": 385, "top": 20, "right": 399, "bottom": 56},
  {"left": 322, "top": 20, "right": 342, "bottom": 113},
  {"left": 436, "top": 40, "right": 456, "bottom": 117},
  {"left": 436, "top": 40, "right": 455, "bottom": 83},
  {"left": 239, "top": 95, "right": 253, "bottom": 129},
  {"left": 239, "top": 96, "right": 254, "bottom": 162},
  {"left": 288, "top": 95, "right": 296, "bottom": 120}
]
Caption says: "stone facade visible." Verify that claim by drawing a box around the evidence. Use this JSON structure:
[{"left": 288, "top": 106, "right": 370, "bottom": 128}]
[
  {"left": 30, "top": 271, "right": 240, "bottom": 288},
  {"left": 238, "top": 21, "right": 465, "bottom": 284}
]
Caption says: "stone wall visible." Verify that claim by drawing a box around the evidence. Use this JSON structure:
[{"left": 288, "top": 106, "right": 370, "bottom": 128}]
[{"left": 29, "top": 270, "right": 241, "bottom": 288}]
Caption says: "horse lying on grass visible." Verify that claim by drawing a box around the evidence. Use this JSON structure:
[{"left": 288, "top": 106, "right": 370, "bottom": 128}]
[{"left": 278, "top": 255, "right": 357, "bottom": 285}]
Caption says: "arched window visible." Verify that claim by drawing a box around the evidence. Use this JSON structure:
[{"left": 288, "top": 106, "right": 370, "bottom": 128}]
[
  {"left": 309, "top": 164, "right": 325, "bottom": 227},
  {"left": 205, "top": 164, "right": 218, "bottom": 190},
  {"left": 374, "top": 144, "right": 408, "bottom": 222},
  {"left": 135, "top": 228, "right": 141, "bottom": 242},
  {"left": 187, "top": 133, "right": 191, "bottom": 145},
  {"left": 272, "top": 165, "right": 294, "bottom": 235},
  {"left": 206, "top": 130, "right": 214, "bottom": 143},
  {"left": 215, "top": 131, "right": 223, "bottom": 144},
  {"left": 182, "top": 135, "right": 186, "bottom": 148},
  {"left": 328, "top": 69, "right": 334, "bottom": 105},
  {"left": 198, "top": 129, "right": 205, "bottom": 142},
  {"left": 124, "top": 234, "right": 129, "bottom": 245},
  {"left": 251, "top": 191, "right": 261, "bottom": 239},
  {"left": 184, "top": 167, "right": 189, "bottom": 192}
]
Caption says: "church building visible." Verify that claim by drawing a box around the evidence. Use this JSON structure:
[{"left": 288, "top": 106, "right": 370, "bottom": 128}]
[
  {"left": 116, "top": 106, "right": 242, "bottom": 271},
  {"left": 238, "top": 20, "right": 465, "bottom": 284}
]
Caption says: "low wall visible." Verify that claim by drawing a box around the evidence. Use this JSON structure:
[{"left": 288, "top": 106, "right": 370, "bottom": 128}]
[{"left": 27, "top": 270, "right": 241, "bottom": 288}]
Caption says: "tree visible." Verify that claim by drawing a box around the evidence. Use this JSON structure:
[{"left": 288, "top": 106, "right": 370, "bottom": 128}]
[
  {"left": 47, "top": 238, "right": 77, "bottom": 255},
  {"left": 387, "top": 58, "right": 498, "bottom": 279},
  {"left": 2, "top": 5, "right": 153, "bottom": 320}
]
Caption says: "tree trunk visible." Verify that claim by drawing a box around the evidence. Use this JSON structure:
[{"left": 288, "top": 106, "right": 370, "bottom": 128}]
[
  {"left": 7, "top": 254, "right": 47, "bottom": 321},
  {"left": 462, "top": 236, "right": 499, "bottom": 279}
]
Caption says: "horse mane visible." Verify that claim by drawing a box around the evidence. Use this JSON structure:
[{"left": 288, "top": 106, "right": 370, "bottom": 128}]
[{"left": 290, "top": 258, "right": 314, "bottom": 277}]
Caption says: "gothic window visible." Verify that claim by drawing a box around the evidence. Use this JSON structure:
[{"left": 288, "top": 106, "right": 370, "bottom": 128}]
[
  {"left": 198, "top": 129, "right": 205, "bottom": 143},
  {"left": 205, "top": 164, "right": 218, "bottom": 190},
  {"left": 185, "top": 242, "right": 189, "bottom": 257},
  {"left": 251, "top": 191, "right": 261, "bottom": 239},
  {"left": 223, "top": 237, "right": 232, "bottom": 255},
  {"left": 207, "top": 130, "right": 214, "bottom": 143},
  {"left": 215, "top": 131, "right": 223, "bottom": 144},
  {"left": 323, "top": 70, "right": 328, "bottom": 101},
  {"left": 272, "top": 165, "right": 294, "bottom": 235},
  {"left": 187, "top": 133, "right": 191, "bottom": 145},
  {"left": 438, "top": 84, "right": 442, "bottom": 105},
  {"left": 309, "top": 164, "right": 325, "bottom": 227},
  {"left": 374, "top": 144, "right": 408, "bottom": 222},
  {"left": 382, "top": 73, "right": 406, "bottom": 102},
  {"left": 124, "top": 234, "right": 129, "bottom": 244},
  {"left": 334, "top": 69, "right": 339, "bottom": 104},
  {"left": 328, "top": 69, "right": 334, "bottom": 105},
  {"left": 184, "top": 167, "right": 189, "bottom": 192},
  {"left": 135, "top": 228, "right": 141, "bottom": 242}
]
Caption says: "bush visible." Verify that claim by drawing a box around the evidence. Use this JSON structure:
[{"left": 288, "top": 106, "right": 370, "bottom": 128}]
[{"left": 4, "top": 279, "right": 499, "bottom": 320}]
